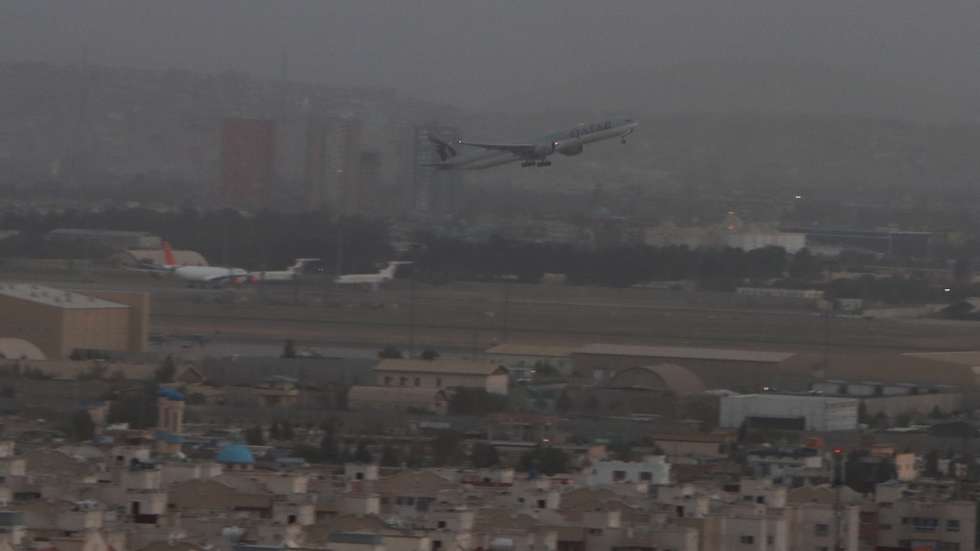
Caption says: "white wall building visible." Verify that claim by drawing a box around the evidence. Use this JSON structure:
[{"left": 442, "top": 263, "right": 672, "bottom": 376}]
[
  {"left": 725, "top": 232, "right": 807, "bottom": 253},
  {"left": 585, "top": 455, "right": 670, "bottom": 487},
  {"left": 720, "top": 394, "right": 859, "bottom": 431}
]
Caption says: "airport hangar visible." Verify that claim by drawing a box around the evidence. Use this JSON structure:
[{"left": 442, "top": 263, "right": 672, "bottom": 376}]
[
  {"left": 571, "top": 343, "right": 817, "bottom": 392},
  {"left": 0, "top": 283, "right": 149, "bottom": 359}
]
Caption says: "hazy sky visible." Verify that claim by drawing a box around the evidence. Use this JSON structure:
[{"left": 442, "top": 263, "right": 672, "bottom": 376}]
[{"left": 3, "top": 0, "right": 980, "bottom": 111}]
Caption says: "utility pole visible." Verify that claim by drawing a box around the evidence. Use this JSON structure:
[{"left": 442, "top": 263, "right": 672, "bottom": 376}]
[
  {"left": 832, "top": 447, "right": 844, "bottom": 551},
  {"left": 500, "top": 280, "right": 511, "bottom": 342},
  {"left": 408, "top": 258, "right": 416, "bottom": 358}
]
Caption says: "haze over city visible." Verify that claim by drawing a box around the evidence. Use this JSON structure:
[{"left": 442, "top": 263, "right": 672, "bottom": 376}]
[
  {"left": 3, "top": 0, "right": 980, "bottom": 119},
  {"left": 1, "top": 3, "right": 980, "bottom": 551}
]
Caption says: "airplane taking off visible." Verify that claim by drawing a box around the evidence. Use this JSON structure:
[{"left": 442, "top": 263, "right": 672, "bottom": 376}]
[{"left": 427, "top": 117, "right": 638, "bottom": 170}]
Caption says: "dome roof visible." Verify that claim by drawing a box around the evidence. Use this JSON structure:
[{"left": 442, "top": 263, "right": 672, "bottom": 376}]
[
  {"left": 0, "top": 338, "right": 45, "bottom": 360},
  {"left": 216, "top": 444, "right": 255, "bottom": 465},
  {"left": 158, "top": 387, "right": 185, "bottom": 401}
]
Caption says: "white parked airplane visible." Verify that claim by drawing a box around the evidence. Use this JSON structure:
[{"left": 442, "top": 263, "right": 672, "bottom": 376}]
[
  {"left": 249, "top": 258, "right": 325, "bottom": 283},
  {"left": 335, "top": 261, "right": 412, "bottom": 291},
  {"left": 427, "top": 117, "right": 638, "bottom": 170}
]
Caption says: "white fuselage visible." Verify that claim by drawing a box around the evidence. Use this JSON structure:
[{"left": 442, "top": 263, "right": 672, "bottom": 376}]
[
  {"left": 250, "top": 258, "right": 324, "bottom": 283},
  {"left": 335, "top": 261, "right": 411, "bottom": 287},
  {"left": 174, "top": 265, "right": 249, "bottom": 286}
]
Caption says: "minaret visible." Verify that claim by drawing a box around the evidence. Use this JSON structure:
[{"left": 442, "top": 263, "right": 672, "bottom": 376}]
[{"left": 155, "top": 387, "right": 186, "bottom": 455}]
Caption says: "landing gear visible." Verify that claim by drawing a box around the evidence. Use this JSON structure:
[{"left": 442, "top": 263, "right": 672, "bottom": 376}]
[
  {"left": 621, "top": 138, "right": 627, "bottom": 144},
  {"left": 521, "top": 161, "right": 535, "bottom": 167},
  {"left": 536, "top": 160, "right": 552, "bottom": 167}
]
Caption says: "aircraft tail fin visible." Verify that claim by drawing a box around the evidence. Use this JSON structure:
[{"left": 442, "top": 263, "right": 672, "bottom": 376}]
[
  {"left": 379, "top": 262, "right": 399, "bottom": 279},
  {"left": 163, "top": 241, "right": 177, "bottom": 267},
  {"left": 428, "top": 136, "right": 458, "bottom": 162}
]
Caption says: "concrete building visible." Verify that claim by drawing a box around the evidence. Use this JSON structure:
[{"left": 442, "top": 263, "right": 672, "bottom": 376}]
[
  {"left": 874, "top": 481, "right": 976, "bottom": 551},
  {"left": 357, "top": 150, "right": 383, "bottom": 216},
  {"left": 809, "top": 380, "right": 963, "bottom": 418},
  {"left": 725, "top": 232, "right": 807, "bottom": 253},
  {"left": 720, "top": 393, "right": 859, "bottom": 431},
  {"left": 374, "top": 359, "right": 509, "bottom": 395},
  {"left": 412, "top": 124, "right": 462, "bottom": 216},
  {"left": 348, "top": 386, "right": 449, "bottom": 415},
  {"left": 585, "top": 456, "right": 671, "bottom": 487},
  {"left": 155, "top": 387, "right": 185, "bottom": 455},
  {"left": 651, "top": 432, "right": 735, "bottom": 460},
  {"left": 0, "top": 284, "right": 148, "bottom": 359},
  {"left": 304, "top": 116, "right": 362, "bottom": 215},
  {"left": 219, "top": 117, "right": 277, "bottom": 210}
]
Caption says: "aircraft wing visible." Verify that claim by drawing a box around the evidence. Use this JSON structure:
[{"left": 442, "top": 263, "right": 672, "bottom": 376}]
[
  {"left": 124, "top": 264, "right": 171, "bottom": 274},
  {"left": 458, "top": 141, "right": 539, "bottom": 155}
]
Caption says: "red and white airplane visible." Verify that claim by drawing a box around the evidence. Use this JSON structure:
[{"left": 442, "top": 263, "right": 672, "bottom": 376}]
[{"left": 132, "top": 242, "right": 250, "bottom": 288}]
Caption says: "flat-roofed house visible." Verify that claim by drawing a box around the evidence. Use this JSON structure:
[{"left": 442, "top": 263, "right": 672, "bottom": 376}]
[{"left": 374, "top": 359, "right": 509, "bottom": 395}]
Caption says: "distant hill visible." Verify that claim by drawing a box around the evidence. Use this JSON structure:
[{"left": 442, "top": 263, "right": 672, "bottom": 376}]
[{"left": 482, "top": 61, "right": 980, "bottom": 123}]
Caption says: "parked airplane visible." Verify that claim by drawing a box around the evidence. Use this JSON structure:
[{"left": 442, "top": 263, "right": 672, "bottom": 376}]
[
  {"left": 130, "top": 242, "right": 251, "bottom": 288},
  {"left": 250, "top": 258, "right": 326, "bottom": 283},
  {"left": 335, "top": 261, "right": 412, "bottom": 291},
  {"left": 427, "top": 117, "right": 638, "bottom": 170}
]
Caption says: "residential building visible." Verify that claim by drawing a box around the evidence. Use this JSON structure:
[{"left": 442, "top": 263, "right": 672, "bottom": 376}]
[{"left": 374, "top": 359, "right": 509, "bottom": 395}]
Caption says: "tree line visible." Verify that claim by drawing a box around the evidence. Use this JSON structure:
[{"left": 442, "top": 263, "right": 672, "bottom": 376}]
[
  {"left": 0, "top": 208, "right": 392, "bottom": 273},
  {"left": 413, "top": 232, "right": 817, "bottom": 288}
]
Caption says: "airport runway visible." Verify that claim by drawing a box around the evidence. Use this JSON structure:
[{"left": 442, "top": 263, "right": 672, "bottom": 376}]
[{"left": 8, "top": 270, "right": 980, "bottom": 354}]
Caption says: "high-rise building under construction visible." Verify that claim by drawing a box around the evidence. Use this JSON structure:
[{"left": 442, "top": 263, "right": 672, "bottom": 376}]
[{"left": 304, "top": 116, "right": 362, "bottom": 216}]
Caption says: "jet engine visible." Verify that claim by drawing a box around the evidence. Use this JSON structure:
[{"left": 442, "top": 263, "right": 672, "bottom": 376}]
[
  {"left": 534, "top": 143, "right": 556, "bottom": 157},
  {"left": 554, "top": 139, "right": 584, "bottom": 156}
]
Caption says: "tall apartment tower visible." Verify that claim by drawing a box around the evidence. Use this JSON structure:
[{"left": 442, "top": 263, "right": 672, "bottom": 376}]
[
  {"left": 304, "top": 116, "right": 362, "bottom": 216},
  {"left": 219, "top": 118, "right": 277, "bottom": 210},
  {"left": 412, "top": 124, "right": 462, "bottom": 216}
]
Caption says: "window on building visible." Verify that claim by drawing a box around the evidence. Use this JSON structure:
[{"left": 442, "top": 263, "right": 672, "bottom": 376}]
[
  {"left": 399, "top": 377, "right": 407, "bottom": 386},
  {"left": 613, "top": 470, "right": 627, "bottom": 482},
  {"left": 878, "top": 524, "right": 892, "bottom": 530},
  {"left": 766, "top": 536, "right": 773, "bottom": 545},
  {"left": 947, "top": 520, "right": 961, "bottom": 532},
  {"left": 742, "top": 495, "right": 754, "bottom": 502},
  {"left": 588, "top": 529, "right": 603, "bottom": 536},
  {"left": 437, "top": 521, "right": 447, "bottom": 529},
  {"left": 910, "top": 517, "right": 940, "bottom": 532},
  {"left": 414, "top": 377, "right": 421, "bottom": 386},
  {"left": 436, "top": 377, "right": 443, "bottom": 387},
  {"left": 639, "top": 471, "right": 652, "bottom": 481},
  {"left": 433, "top": 541, "right": 443, "bottom": 551},
  {"left": 755, "top": 496, "right": 766, "bottom": 504},
  {"left": 384, "top": 376, "right": 392, "bottom": 385},
  {"left": 739, "top": 536, "right": 754, "bottom": 545},
  {"left": 537, "top": 499, "right": 546, "bottom": 509},
  {"left": 814, "top": 524, "right": 829, "bottom": 537}
]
